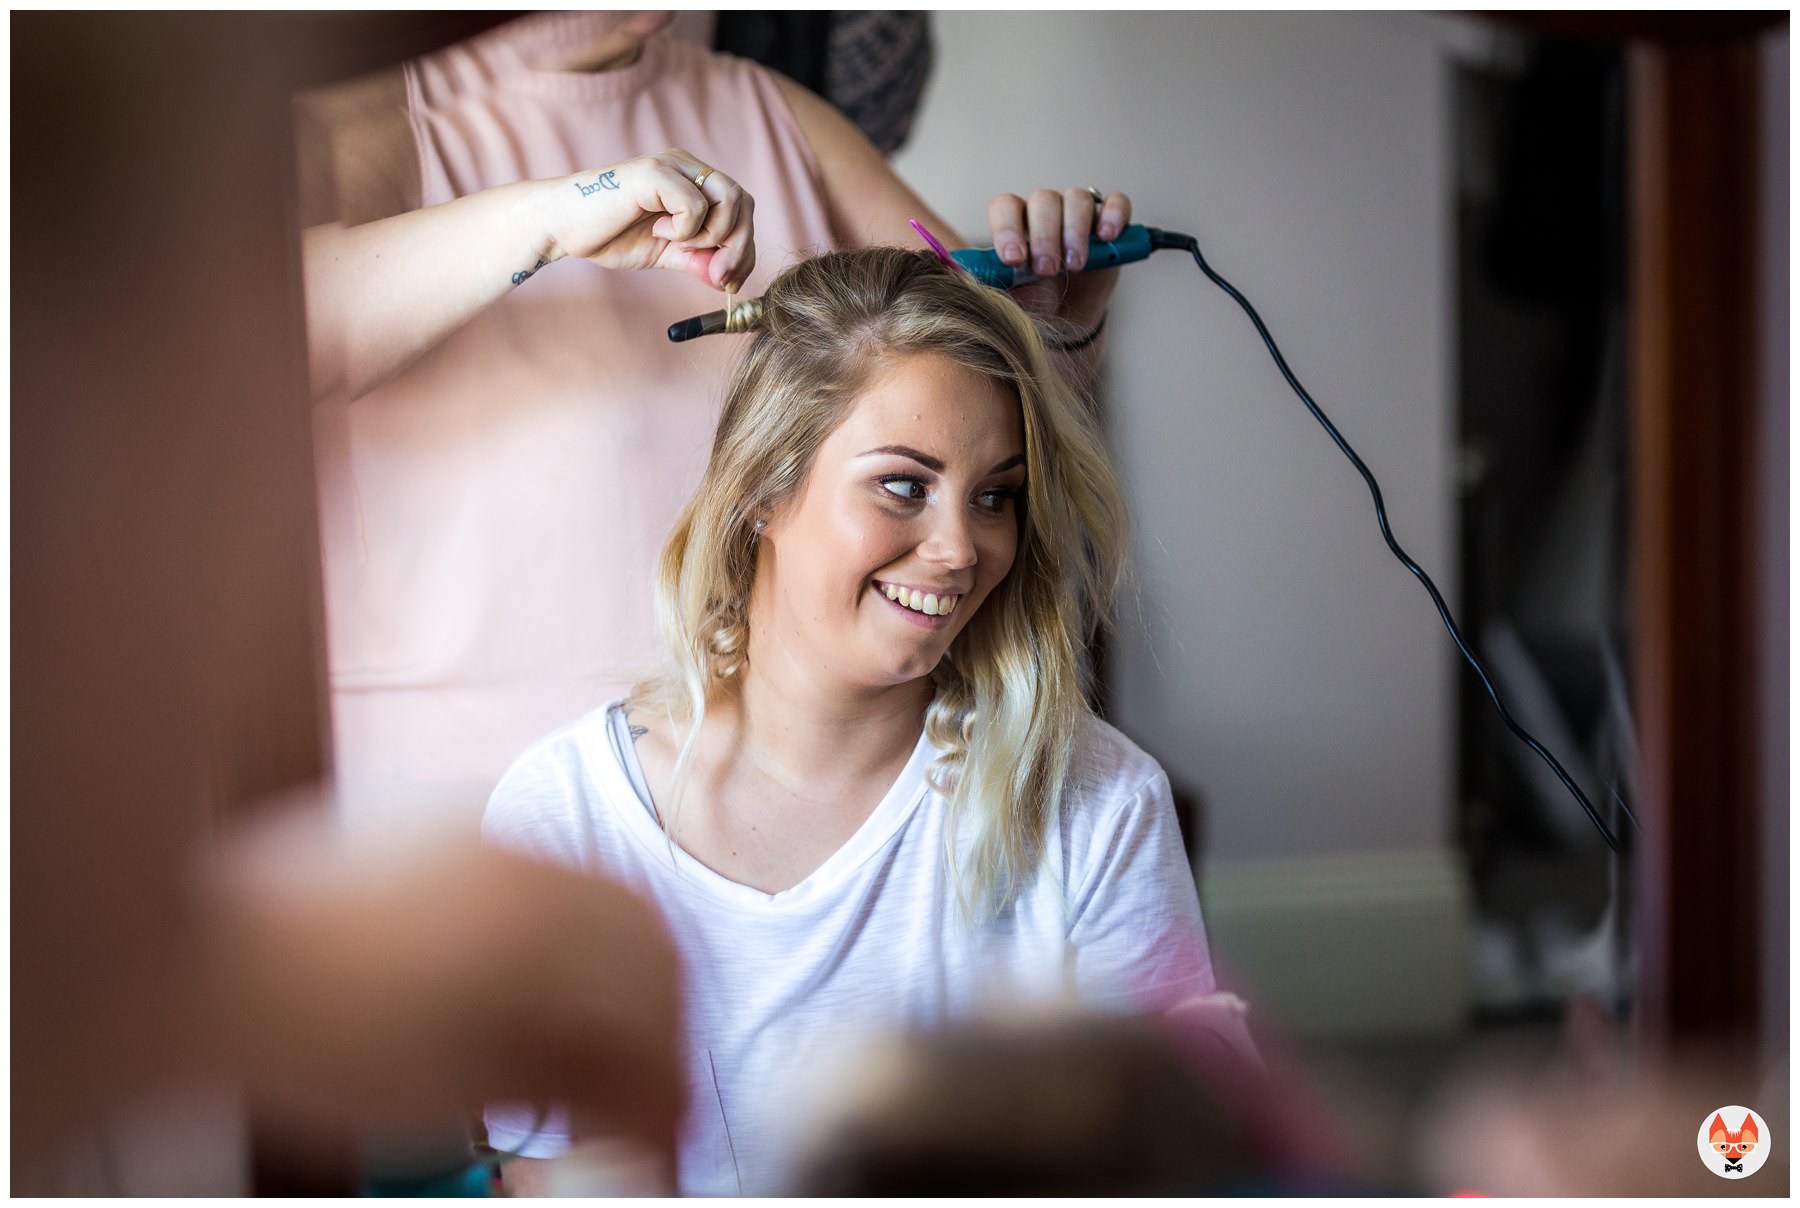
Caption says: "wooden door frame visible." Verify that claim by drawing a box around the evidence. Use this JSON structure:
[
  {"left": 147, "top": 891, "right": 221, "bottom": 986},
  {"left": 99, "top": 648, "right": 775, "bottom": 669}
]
[
  {"left": 1488, "top": 10, "right": 1784, "bottom": 1056},
  {"left": 1627, "top": 31, "right": 1774, "bottom": 1055}
]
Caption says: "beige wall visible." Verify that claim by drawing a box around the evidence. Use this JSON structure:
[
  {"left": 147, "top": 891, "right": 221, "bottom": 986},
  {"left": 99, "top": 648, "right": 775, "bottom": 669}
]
[{"left": 894, "top": 12, "right": 1464, "bottom": 867}]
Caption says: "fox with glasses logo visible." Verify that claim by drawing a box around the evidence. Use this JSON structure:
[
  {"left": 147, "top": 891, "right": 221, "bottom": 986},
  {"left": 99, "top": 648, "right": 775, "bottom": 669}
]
[{"left": 1709, "top": 1112, "right": 1759, "bottom": 1173}]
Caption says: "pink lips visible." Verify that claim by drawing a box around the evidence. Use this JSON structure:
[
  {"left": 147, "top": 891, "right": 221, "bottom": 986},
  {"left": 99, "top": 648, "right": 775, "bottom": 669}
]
[{"left": 871, "top": 582, "right": 952, "bottom": 629}]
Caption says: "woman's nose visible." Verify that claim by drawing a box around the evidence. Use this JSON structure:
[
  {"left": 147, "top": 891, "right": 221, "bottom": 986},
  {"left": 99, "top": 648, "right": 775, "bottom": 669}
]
[{"left": 918, "top": 508, "right": 977, "bottom": 570}]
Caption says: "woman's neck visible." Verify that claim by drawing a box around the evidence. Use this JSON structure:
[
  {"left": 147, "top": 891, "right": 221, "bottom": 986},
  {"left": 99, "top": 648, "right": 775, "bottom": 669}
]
[
  {"left": 720, "top": 655, "right": 932, "bottom": 801},
  {"left": 499, "top": 12, "right": 659, "bottom": 74}
]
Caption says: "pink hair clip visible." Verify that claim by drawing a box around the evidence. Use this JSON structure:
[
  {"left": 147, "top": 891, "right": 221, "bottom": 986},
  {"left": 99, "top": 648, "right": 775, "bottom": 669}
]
[{"left": 909, "top": 218, "right": 961, "bottom": 270}]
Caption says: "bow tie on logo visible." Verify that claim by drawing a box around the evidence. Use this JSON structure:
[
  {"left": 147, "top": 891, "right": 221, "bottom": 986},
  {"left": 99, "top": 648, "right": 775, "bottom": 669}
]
[{"left": 1725, "top": 1160, "right": 1744, "bottom": 1172}]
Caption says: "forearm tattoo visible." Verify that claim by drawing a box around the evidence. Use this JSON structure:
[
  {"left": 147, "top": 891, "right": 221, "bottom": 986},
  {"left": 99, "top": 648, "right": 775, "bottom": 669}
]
[{"left": 510, "top": 256, "right": 549, "bottom": 287}]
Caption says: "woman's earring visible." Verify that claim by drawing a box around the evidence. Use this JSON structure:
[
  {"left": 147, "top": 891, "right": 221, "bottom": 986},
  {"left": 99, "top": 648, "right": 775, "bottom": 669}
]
[{"left": 753, "top": 518, "right": 767, "bottom": 532}]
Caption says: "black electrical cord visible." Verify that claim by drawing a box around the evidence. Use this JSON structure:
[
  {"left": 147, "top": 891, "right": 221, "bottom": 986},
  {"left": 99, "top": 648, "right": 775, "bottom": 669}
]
[{"left": 1148, "top": 228, "right": 1633, "bottom": 854}]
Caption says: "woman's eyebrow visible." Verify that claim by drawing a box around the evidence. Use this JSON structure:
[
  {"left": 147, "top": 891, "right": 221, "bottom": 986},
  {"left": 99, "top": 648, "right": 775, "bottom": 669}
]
[
  {"left": 988, "top": 453, "right": 1026, "bottom": 475},
  {"left": 858, "top": 445, "right": 1027, "bottom": 476},
  {"left": 858, "top": 444, "right": 944, "bottom": 472}
]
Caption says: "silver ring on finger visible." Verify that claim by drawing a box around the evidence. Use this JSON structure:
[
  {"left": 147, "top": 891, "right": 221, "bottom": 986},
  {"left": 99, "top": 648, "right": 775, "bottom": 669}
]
[{"left": 1085, "top": 186, "right": 1105, "bottom": 210}]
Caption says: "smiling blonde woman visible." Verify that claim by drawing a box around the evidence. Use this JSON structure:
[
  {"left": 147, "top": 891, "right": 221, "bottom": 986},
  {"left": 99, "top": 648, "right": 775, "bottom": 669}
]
[{"left": 482, "top": 246, "right": 1223, "bottom": 1195}]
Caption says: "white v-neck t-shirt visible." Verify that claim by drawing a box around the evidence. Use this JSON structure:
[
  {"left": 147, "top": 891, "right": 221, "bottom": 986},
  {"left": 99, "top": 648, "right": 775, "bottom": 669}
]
[{"left": 482, "top": 700, "right": 1217, "bottom": 1195}]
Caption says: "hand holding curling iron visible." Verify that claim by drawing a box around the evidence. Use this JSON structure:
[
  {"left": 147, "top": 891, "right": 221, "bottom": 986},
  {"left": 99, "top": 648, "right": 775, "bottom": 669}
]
[
  {"left": 303, "top": 147, "right": 754, "bottom": 399},
  {"left": 986, "top": 187, "right": 1134, "bottom": 330},
  {"left": 986, "top": 187, "right": 1133, "bottom": 277}
]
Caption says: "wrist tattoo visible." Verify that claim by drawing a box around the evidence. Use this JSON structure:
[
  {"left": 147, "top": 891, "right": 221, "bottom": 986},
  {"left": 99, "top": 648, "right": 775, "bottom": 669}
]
[
  {"left": 573, "top": 169, "right": 620, "bottom": 197},
  {"left": 510, "top": 256, "right": 548, "bottom": 287}
]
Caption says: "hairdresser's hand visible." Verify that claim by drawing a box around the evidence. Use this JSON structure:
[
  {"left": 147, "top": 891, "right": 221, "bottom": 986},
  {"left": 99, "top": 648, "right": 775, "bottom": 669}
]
[
  {"left": 204, "top": 822, "right": 684, "bottom": 1152},
  {"left": 547, "top": 148, "right": 756, "bottom": 292},
  {"left": 305, "top": 147, "right": 756, "bottom": 400},
  {"left": 987, "top": 188, "right": 1132, "bottom": 336}
]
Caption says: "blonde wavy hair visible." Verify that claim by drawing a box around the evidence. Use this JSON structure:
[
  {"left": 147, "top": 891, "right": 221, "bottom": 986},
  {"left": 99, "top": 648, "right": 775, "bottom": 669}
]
[{"left": 632, "top": 246, "right": 1128, "bottom": 912}]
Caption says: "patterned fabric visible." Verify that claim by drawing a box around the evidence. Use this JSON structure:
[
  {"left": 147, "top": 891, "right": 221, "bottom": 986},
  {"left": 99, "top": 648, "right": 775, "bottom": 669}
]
[
  {"left": 824, "top": 11, "right": 934, "bottom": 155},
  {"left": 715, "top": 11, "right": 934, "bottom": 155}
]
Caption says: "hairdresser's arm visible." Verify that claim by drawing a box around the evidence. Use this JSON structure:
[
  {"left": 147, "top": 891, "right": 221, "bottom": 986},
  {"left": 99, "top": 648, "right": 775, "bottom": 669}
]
[
  {"left": 301, "top": 151, "right": 755, "bottom": 401},
  {"left": 774, "top": 75, "right": 1117, "bottom": 381},
  {"left": 772, "top": 73, "right": 961, "bottom": 250}
]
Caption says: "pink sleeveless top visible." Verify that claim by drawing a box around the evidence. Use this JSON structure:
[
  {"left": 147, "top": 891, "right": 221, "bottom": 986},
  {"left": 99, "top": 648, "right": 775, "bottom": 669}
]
[{"left": 313, "top": 16, "right": 837, "bottom": 819}]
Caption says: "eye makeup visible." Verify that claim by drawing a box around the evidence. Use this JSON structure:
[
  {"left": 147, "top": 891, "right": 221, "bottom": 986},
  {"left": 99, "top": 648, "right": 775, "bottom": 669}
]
[
  {"left": 877, "top": 474, "right": 929, "bottom": 502},
  {"left": 873, "top": 473, "right": 1021, "bottom": 514}
]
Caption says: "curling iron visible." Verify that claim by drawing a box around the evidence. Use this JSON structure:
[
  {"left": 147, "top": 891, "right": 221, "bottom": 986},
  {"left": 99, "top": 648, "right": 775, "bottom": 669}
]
[
  {"left": 668, "top": 223, "right": 1167, "bottom": 342},
  {"left": 950, "top": 222, "right": 1158, "bottom": 288}
]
